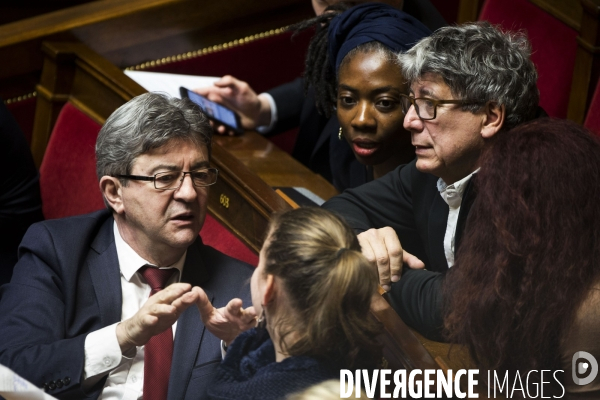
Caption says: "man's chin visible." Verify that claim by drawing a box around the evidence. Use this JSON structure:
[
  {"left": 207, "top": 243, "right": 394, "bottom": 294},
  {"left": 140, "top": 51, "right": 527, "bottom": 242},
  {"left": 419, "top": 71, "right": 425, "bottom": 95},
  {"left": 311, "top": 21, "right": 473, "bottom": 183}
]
[
  {"left": 415, "top": 159, "right": 436, "bottom": 175},
  {"left": 168, "top": 227, "right": 200, "bottom": 248}
]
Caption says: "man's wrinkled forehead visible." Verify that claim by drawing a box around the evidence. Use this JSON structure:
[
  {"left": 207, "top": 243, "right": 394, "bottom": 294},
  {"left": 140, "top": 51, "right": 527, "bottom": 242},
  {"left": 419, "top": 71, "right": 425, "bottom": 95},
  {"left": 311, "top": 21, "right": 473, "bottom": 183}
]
[
  {"left": 409, "top": 72, "right": 453, "bottom": 99},
  {"left": 131, "top": 138, "right": 209, "bottom": 172}
]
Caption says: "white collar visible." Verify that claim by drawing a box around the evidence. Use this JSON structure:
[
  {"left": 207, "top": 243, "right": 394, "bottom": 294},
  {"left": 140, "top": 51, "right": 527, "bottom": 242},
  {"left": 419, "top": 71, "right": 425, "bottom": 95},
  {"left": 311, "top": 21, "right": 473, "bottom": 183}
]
[
  {"left": 437, "top": 169, "right": 479, "bottom": 209},
  {"left": 113, "top": 220, "right": 186, "bottom": 282}
]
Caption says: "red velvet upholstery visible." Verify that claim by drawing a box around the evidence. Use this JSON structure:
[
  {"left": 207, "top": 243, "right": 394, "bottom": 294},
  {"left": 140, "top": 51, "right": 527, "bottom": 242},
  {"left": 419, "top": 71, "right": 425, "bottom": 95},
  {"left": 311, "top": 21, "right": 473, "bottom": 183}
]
[
  {"left": 479, "top": 0, "right": 578, "bottom": 119},
  {"left": 143, "top": 30, "right": 312, "bottom": 155},
  {"left": 5, "top": 97, "right": 37, "bottom": 145},
  {"left": 146, "top": 30, "right": 311, "bottom": 94},
  {"left": 40, "top": 102, "right": 258, "bottom": 265},
  {"left": 40, "top": 102, "right": 105, "bottom": 220},
  {"left": 200, "top": 216, "right": 258, "bottom": 266},
  {"left": 584, "top": 81, "right": 600, "bottom": 137}
]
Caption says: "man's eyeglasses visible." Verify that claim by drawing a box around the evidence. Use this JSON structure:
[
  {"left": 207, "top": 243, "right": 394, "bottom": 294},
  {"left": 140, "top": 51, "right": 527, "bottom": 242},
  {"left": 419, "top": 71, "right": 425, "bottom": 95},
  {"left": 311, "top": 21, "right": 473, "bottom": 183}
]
[
  {"left": 115, "top": 168, "right": 219, "bottom": 190},
  {"left": 399, "top": 94, "right": 479, "bottom": 120}
]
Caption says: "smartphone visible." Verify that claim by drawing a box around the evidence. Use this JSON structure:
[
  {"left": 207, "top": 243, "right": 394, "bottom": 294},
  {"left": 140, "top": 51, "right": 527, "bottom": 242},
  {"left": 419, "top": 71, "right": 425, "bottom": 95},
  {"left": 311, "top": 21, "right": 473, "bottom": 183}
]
[{"left": 180, "top": 86, "right": 244, "bottom": 134}]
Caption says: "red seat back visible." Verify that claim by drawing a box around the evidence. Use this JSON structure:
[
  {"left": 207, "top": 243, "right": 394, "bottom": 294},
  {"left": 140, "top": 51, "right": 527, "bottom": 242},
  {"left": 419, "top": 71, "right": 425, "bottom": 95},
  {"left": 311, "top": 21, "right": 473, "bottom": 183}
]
[
  {"left": 200, "top": 216, "right": 258, "bottom": 266},
  {"left": 479, "top": 0, "right": 578, "bottom": 119},
  {"left": 39, "top": 102, "right": 258, "bottom": 265},
  {"left": 39, "top": 102, "right": 105, "bottom": 220}
]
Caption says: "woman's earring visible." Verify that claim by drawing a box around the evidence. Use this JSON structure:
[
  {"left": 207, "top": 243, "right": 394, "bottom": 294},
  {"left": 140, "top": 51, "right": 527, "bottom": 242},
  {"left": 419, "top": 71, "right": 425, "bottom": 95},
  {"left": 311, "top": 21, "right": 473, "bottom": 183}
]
[
  {"left": 338, "top": 127, "right": 343, "bottom": 141},
  {"left": 255, "top": 308, "right": 267, "bottom": 329}
]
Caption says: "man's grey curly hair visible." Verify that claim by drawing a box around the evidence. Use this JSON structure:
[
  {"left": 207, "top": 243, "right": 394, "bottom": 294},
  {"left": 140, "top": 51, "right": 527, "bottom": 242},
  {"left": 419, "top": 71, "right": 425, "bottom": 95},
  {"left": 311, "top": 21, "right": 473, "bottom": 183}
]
[{"left": 399, "top": 22, "right": 539, "bottom": 130}]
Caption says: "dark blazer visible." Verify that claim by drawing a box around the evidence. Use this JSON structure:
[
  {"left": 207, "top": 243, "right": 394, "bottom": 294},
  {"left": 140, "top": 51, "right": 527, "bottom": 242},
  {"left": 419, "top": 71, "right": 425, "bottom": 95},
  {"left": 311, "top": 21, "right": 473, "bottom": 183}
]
[
  {"left": 267, "top": 78, "right": 331, "bottom": 179},
  {"left": 207, "top": 328, "right": 338, "bottom": 400},
  {"left": 0, "top": 209, "right": 254, "bottom": 400},
  {"left": 0, "top": 100, "right": 43, "bottom": 285},
  {"left": 322, "top": 160, "right": 476, "bottom": 340}
]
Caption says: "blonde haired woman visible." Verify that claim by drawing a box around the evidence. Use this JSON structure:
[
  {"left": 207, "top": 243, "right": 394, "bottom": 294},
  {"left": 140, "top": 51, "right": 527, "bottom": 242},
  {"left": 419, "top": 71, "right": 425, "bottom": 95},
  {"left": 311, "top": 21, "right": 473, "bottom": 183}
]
[{"left": 194, "top": 207, "right": 381, "bottom": 399}]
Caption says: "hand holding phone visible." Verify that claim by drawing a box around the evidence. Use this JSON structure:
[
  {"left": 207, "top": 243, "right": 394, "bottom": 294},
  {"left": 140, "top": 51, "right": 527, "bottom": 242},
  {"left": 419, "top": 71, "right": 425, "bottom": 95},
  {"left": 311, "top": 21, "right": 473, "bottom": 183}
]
[
  {"left": 191, "top": 76, "right": 274, "bottom": 136},
  {"left": 180, "top": 86, "right": 244, "bottom": 134}
]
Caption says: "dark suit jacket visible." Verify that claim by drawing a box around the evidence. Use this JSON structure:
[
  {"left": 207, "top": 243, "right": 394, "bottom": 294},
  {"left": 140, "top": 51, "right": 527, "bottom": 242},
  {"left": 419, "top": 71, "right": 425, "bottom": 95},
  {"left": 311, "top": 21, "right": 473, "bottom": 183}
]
[
  {"left": 0, "top": 209, "right": 254, "bottom": 400},
  {"left": 0, "top": 100, "right": 43, "bottom": 285},
  {"left": 322, "top": 160, "right": 476, "bottom": 341}
]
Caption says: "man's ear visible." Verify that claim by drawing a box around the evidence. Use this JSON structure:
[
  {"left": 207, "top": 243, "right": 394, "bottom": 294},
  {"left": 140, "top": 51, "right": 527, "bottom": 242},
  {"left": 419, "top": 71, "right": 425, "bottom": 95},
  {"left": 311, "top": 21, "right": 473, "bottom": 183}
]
[
  {"left": 99, "top": 176, "right": 124, "bottom": 214},
  {"left": 262, "top": 274, "right": 276, "bottom": 305},
  {"left": 481, "top": 102, "right": 505, "bottom": 139}
]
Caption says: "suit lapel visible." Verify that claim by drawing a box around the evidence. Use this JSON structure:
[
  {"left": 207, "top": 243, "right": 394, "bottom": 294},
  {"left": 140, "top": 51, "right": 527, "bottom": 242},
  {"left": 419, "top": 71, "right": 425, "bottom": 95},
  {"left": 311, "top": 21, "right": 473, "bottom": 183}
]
[
  {"left": 455, "top": 175, "right": 477, "bottom": 253},
  {"left": 427, "top": 194, "right": 450, "bottom": 272},
  {"left": 88, "top": 216, "right": 122, "bottom": 326},
  {"left": 313, "top": 115, "right": 339, "bottom": 155},
  {"left": 168, "top": 239, "right": 211, "bottom": 400}
]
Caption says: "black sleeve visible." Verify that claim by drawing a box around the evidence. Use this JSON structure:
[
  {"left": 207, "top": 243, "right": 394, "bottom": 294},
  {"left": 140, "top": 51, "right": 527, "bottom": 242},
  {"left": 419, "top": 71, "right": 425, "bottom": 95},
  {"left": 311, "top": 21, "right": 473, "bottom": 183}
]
[
  {"left": 387, "top": 268, "right": 446, "bottom": 342},
  {"left": 324, "top": 161, "right": 447, "bottom": 342},
  {"left": 322, "top": 161, "right": 429, "bottom": 264},
  {"left": 323, "top": 163, "right": 413, "bottom": 231},
  {"left": 266, "top": 77, "right": 306, "bottom": 134}
]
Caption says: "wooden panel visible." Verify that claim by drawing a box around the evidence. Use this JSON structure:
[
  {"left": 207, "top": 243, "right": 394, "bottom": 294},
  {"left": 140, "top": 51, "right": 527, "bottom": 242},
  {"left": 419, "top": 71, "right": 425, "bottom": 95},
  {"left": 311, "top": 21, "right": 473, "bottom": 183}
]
[
  {"left": 0, "top": 1, "right": 95, "bottom": 26},
  {"left": 530, "top": 0, "right": 583, "bottom": 30},
  {"left": 568, "top": 0, "right": 600, "bottom": 122},
  {"left": 371, "top": 292, "right": 439, "bottom": 372},
  {"left": 459, "top": 0, "right": 584, "bottom": 26},
  {"left": 214, "top": 133, "right": 338, "bottom": 202},
  {"left": 457, "top": 0, "right": 481, "bottom": 23},
  {"left": 0, "top": 0, "right": 312, "bottom": 100}
]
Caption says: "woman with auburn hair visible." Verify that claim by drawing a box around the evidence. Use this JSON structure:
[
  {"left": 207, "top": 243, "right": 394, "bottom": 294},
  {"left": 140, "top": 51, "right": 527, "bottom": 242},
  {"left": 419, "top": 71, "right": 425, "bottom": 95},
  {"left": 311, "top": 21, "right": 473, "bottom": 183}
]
[
  {"left": 444, "top": 118, "right": 600, "bottom": 397},
  {"left": 194, "top": 207, "right": 381, "bottom": 400}
]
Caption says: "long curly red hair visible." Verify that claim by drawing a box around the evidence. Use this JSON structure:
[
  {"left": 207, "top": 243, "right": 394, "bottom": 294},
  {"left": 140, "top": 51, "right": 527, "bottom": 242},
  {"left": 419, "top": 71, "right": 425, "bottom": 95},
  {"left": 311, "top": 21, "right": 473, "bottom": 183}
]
[{"left": 444, "top": 119, "right": 600, "bottom": 390}]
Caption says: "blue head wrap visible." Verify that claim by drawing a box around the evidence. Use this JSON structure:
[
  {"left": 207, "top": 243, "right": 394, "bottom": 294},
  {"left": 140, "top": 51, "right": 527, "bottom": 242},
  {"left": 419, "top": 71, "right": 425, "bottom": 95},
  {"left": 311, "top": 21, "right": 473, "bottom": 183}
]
[{"left": 327, "top": 3, "right": 431, "bottom": 72}]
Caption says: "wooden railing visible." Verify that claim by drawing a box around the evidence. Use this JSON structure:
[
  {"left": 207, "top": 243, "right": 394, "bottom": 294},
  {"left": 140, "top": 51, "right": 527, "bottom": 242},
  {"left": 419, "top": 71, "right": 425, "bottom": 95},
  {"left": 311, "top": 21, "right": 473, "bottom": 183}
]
[{"left": 0, "top": 0, "right": 313, "bottom": 101}]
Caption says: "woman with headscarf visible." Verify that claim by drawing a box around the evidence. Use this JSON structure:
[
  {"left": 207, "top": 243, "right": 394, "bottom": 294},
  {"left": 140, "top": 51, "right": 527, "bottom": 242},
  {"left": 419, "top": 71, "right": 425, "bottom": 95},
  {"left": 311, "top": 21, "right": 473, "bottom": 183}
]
[
  {"left": 296, "top": 2, "right": 430, "bottom": 189},
  {"left": 197, "top": 3, "right": 431, "bottom": 191},
  {"left": 193, "top": 207, "right": 381, "bottom": 400}
]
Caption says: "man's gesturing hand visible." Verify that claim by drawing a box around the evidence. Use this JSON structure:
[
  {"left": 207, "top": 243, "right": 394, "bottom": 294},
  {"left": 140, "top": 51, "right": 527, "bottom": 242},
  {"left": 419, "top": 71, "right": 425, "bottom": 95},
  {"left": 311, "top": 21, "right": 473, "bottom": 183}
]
[
  {"left": 193, "top": 286, "right": 257, "bottom": 345},
  {"left": 116, "top": 283, "right": 199, "bottom": 352},
  {"left": 193, "top": 75, "right": 272, "bottom": 135},
  {"left": 358, "top": 227, "right": 425, "bottom": 291}
]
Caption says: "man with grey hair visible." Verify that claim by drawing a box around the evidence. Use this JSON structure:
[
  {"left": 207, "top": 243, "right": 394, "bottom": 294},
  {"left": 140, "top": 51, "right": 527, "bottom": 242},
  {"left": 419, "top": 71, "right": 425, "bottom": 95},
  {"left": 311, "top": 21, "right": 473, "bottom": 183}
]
[
  {"left": 323, "top": 22, "right": 540, "bottom": 339},
  {"left": 0, "top": 93, "right": 255, "bottom": 399}
]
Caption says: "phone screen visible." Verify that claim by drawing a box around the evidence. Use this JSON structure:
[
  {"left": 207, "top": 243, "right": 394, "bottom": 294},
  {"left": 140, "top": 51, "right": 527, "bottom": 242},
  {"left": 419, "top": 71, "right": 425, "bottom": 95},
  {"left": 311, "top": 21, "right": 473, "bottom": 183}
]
[{"left": 181, "top": 87, "right": 242, "bottom": 132}]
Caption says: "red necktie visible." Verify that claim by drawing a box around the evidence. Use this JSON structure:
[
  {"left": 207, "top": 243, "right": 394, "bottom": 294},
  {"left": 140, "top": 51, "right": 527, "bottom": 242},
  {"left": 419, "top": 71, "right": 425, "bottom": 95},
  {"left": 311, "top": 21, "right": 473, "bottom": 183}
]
[{"left": 139, "top": 266, "right": 177, "bottom": 400}]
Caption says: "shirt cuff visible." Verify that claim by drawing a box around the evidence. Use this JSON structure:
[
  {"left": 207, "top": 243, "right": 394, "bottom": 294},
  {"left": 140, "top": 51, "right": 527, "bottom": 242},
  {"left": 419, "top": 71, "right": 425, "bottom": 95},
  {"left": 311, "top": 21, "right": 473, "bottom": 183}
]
[
  {"left": 220, "top": 340, "right": 227, "bottom": 360},
  {"left": 255, "top": 93, "right": 278, "bottom": 134},
  {"left": 83, "top": 323, "right": 123, "bottom": 379}
]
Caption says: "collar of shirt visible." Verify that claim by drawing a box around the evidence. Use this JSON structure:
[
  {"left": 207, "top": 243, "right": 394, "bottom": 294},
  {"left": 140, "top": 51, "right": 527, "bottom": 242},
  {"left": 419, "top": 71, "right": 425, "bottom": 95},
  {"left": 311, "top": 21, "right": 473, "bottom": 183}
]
[
  {"left": 113, "top": 220, "right": 185, "bottom": 283},
  {"left": 436, "top": 169, "right": 480, "bottom": 209}
]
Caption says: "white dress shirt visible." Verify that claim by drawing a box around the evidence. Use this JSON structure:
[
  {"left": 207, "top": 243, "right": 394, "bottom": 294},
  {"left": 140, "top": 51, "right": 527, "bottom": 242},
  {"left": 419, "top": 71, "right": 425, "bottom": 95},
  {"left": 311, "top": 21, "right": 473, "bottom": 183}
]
[
  {"left": 437, "top": 170, "right": 478, "bottom": 268},
  {"left": 255, "top": 92, "right": 278, "bottom": 134},
  {"left": 82, "top": 221, "right": 185, "bottom": 400}
]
